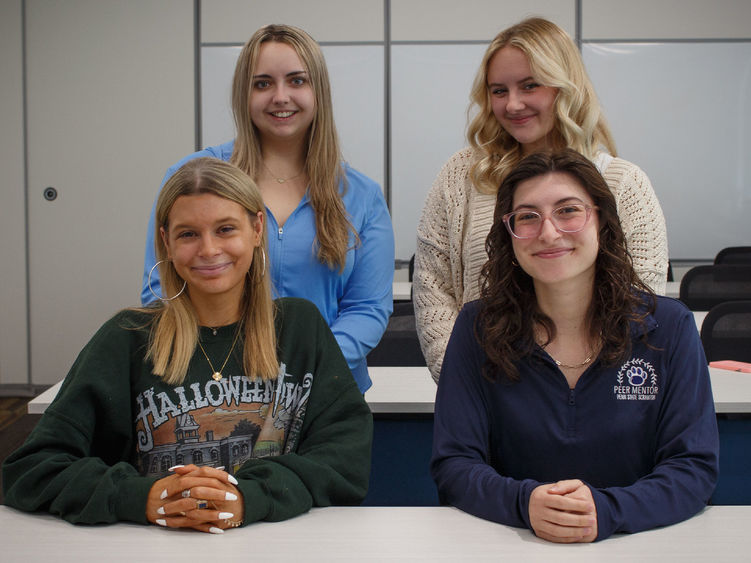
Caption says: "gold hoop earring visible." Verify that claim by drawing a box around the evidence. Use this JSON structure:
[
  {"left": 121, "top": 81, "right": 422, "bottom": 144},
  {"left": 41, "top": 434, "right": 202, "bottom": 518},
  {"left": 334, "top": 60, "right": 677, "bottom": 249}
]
[
  {"left": 148, "top": 260, "right": 186, "bottom": 302},
  {"left": 511, "top": 259, "right": 519, "bottom": 267},
  {"left": 250, "top": 248, "right": 266, "bottom": 282},
  {"left": 258, "top": 247, "right": 266, "bottom": 278}
]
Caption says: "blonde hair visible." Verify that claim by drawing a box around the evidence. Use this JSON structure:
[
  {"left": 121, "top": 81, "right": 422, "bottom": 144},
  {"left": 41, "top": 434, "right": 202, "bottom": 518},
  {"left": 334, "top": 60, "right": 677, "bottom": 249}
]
[
  {"left": 230, "top": 24, "right": 356, "bottom": 272},
  {"left": 146, "top": 157, "right": 277, "bottom": 385},
  {"left": 467, "top": 17, "right": 617, "bottom": 194}
]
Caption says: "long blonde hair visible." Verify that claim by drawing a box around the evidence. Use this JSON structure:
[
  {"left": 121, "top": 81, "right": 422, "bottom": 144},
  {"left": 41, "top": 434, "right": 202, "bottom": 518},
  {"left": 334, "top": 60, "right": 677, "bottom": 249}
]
[
  {"left": 230, "top": 24, "right": 356, "bottom": 272},
  {"left": 467, "top": 17, "right": 617, "bottom": 194},
  {"left": 146, "top": 157, "right": 278, "bottom": 385}
]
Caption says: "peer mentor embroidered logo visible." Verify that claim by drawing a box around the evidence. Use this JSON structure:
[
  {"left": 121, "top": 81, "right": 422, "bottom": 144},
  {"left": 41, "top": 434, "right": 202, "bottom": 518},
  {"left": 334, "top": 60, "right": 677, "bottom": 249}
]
[{"left": 613, "top": 358, "right": 659, "bottom": 401}]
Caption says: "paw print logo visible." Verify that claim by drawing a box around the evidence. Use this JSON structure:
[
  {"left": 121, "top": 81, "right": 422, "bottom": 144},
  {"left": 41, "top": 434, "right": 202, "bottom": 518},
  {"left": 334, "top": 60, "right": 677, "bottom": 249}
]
[{"left": 627, "top": 365, "right": 648, "bottom": 386}]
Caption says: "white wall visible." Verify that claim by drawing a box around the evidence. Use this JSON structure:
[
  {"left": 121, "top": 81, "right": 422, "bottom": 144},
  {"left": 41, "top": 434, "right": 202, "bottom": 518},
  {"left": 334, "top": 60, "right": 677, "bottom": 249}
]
[
  {"left": 0, "top": 0, "right": 28, "bottom": 385},
  {"left": 1, "top": 0, "right": 195, "bottom": 387}
]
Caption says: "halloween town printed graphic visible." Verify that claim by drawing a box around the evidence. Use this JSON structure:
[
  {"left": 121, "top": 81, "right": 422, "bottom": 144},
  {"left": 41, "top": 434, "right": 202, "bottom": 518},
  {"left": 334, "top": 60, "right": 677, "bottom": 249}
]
[
  {"left": 135, "top": 363, "right": 312, "bottom": 477},
  {"left": 613, "top": 358, "right": 659, "bottom": 401}
]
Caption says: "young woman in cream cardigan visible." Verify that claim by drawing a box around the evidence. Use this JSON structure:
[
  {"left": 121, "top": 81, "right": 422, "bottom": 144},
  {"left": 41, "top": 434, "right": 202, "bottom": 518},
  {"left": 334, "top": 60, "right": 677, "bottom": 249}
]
[{"left": 413, "top": 18, "right": 668, "bottom": 382}]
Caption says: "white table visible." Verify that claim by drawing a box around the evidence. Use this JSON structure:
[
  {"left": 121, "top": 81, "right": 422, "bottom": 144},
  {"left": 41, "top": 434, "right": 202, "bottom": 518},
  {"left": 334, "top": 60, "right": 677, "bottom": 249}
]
[
  {"left": 694, "top": 310, "right": 708, "bottom": 330},
  {"left": 0, "top": 505, "right": 748, "bottom": 562},
  {"left": 29, "top": 365, "right": 751, "bottom": 415},
  {"left": 666, "top": 281, "right": 680, "bottom": 298},
  {"left": 393, "top": 280, "right": 411, "bottom": 301},
  {"left": 366, "top": 366, "right": 436, "bottom": 413},
  {"left": 369, "top": 363, "right": 751, "bottom": 414},
  {"left": 27, "top": 366, "right": 438, "bottom": 415}
]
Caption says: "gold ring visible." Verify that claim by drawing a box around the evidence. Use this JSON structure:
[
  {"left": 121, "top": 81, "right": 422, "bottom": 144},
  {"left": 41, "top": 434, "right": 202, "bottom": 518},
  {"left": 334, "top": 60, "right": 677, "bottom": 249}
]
[{"left": 196, "top": 499, "right": 209, "bottom": 510}]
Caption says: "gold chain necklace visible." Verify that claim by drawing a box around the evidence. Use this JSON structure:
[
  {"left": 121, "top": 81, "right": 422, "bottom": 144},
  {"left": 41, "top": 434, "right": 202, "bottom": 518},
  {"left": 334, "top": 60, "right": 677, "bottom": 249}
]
[
  {"left": 536, "top": 325, "right": 596, "bottom": 370},
  {"left": 547, "top": 351, "right": 593, "bottom": 370},
  {"left": 197, "top": 323, "right": 243, "bottom": 381},
  {"left": 263, "top": 161, "right": 304, "bottom": 184},
  {"left": 538, "top": 337, "right": 594, "bottom": 370}
]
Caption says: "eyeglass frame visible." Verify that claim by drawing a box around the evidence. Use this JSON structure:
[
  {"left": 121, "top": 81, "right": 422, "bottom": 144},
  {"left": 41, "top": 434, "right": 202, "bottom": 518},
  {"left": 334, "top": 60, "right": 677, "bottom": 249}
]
[{"left": 502, "top": 204, "right": 599, "bottom": 240}]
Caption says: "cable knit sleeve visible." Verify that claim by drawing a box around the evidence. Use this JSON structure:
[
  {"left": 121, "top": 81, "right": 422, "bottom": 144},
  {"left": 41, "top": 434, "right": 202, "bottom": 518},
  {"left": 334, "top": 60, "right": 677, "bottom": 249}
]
[
  {"left": 603, "top": 158, "right": 668, "bottom": 295},
  {"left": 413, "top": 150, "right": 473, "bottom": 382}
]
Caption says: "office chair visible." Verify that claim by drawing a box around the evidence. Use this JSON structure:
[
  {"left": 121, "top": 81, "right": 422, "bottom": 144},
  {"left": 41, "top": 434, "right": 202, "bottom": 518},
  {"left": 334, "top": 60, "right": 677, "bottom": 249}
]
[
  {"left": 700, "top": 301, "right": 751, "bottom": 363},
  {"left": 715, "top": 246, "right": 751, "bottom": 265},
  {"left": 366, "top": 301, "right": 426, "bottom": 366},
  {"left": 679, "top": 264, "right": 751, "bottom": 311}
]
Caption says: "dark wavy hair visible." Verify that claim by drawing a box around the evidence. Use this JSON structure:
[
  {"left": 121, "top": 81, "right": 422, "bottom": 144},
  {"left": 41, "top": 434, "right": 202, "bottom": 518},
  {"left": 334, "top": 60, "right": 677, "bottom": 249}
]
[{"left": 477, "top": 149, "right": 655, "bottom": 382}]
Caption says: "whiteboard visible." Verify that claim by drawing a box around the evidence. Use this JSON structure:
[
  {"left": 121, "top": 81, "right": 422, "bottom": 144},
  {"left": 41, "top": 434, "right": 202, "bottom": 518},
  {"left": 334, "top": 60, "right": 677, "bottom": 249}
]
[
  {"left": 390, "top": 44, "right": 487, "bottom": 259},
  {"left": 583, "top": 42, "right": 751, "bottom": 260},
  {"left": 203, "top": 41, "right": 751, "bottom": 262},
  {"left": 201, "top": 45, "right": 384, "bottom": 188}
]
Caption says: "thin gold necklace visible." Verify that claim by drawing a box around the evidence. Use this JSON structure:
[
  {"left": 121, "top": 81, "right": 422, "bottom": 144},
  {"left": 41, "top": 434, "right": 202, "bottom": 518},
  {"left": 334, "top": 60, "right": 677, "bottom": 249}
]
[
  {"left": 547, "top": 350, "right": 593, "bottom": 370},
  {"left": 263, "top": 161, "right": 304, "bottom": 184},
  {"left": 197, "top": 323, "right": 243, "bottom": 381},
  {"left": 536, "top": 327, "right": 596, "bottom": 370}
]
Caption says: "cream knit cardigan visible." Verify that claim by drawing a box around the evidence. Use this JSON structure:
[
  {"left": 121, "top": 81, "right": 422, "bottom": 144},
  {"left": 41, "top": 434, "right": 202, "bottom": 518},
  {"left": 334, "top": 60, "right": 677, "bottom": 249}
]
[{"left": 413, "top": 148, "right": 669, "bottom": 382}]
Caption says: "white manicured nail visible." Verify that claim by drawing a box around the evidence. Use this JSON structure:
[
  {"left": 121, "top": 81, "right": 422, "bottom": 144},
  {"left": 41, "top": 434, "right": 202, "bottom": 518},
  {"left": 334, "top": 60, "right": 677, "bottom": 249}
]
[
  {"left": 168, "top": 465, "right": 184, "bottom": 472},
  {"left": 218, "top": 512, "right": 234, "bottom": 519},
  {"left": 156, "top": 519, "right": 167, "bottom": 527},
  {"left": 157, "top": 506, "right": 165, "bottom": 515},
  {"left": 228, "top": 475, "right": 238, "bottom": 485},
  {"left": 225, "top": 492, "right": 238, "bottom": 501},
  {"left": 209, "top": 527, "right": 224, "bottom": 534},
  {"left": 160, "top": 489, "right": 168, "bottom": 500},
  {"left": 216, "top": 466, "right": 225, "bottom": 471}
]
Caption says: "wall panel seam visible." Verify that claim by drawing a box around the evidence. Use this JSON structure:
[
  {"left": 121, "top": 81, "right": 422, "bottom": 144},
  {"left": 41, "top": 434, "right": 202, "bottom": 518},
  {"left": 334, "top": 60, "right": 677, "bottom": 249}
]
[
  {"left": 583, "top": 38, "right": 751, "bottom": 44},
  {"left": 195, "top": 0, "right": 202, "bottom": 151},
  {"left": 22, "top": 0, "right": 31, "bottom": 386},
  {"left": 384, "top": 0, "right": 391, "bottom": 211},
  {"left": 202, "top": 41, "right": 386, "bottom": 48}
]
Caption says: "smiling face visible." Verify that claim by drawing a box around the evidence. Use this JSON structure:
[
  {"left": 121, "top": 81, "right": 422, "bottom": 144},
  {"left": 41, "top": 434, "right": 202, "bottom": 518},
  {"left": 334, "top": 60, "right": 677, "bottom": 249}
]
[
  {"left": 510, "top": 172, "right": 599, "bottom": 290},
  {"left": 488, "top": 46, "right": 558, "bottom": 155},
  {"left": 161, "top": 193, "right": 263, "bottom": 309},
  {"left": 249, "top": 41, "right": 316, "bottom": 146}
]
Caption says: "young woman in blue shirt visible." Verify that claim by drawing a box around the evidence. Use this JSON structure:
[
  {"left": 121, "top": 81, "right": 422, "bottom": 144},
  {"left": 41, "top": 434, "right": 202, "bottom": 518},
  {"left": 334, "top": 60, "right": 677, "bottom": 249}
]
[{"left": 142, "top": 25, "right": 394, "bottom": 393}]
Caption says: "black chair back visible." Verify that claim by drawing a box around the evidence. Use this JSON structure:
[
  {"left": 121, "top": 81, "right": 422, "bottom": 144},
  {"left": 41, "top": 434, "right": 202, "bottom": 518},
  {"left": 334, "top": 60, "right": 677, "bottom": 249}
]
[
  {"left": 700, "top": 301, "right": 751, "bottom": 363},
  {"left": 367, "top": 301, "right": 426, "bottom": 366},
  {"left": 679, "top": 265, "right": 751, "bottom": 311},
  {"left": 715, "top": 246, "right": 751, "bottom": 265}
]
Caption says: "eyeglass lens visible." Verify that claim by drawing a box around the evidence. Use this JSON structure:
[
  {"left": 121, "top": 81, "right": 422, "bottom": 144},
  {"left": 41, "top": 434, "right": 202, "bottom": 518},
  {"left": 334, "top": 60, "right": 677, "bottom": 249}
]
[{"left": 509, "top": 205, "right": 589, "bottom": 238}]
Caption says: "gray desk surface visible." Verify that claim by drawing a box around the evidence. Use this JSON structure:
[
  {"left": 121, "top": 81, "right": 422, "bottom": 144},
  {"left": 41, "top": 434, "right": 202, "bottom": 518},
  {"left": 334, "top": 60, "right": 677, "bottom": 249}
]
[
  {"left": 0, "top": 504, "right": 748, "bottom": 562},
  {"left": 29, "top": 365, "right": 750, "bottom": 415}
]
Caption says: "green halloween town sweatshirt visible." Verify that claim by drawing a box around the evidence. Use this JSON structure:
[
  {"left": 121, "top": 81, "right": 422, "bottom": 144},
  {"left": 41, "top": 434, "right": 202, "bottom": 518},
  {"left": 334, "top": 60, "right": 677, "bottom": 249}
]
[{"left": 3, "top": 298, "right": 373, "bottom": 526}]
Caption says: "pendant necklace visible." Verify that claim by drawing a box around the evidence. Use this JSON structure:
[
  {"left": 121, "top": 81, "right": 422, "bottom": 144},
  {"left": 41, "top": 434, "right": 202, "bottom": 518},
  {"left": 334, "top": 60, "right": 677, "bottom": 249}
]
[
  {"left": 263, "top": 161, "right": 304, "bottom": 184},
  {"left": 197, "top": 323, "right": 243, "bottom": 381}
]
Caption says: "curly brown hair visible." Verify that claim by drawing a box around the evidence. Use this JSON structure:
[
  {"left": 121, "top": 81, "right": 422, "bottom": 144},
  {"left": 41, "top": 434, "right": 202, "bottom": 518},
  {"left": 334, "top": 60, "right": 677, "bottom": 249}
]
[{"left": 477, "top": 149, "right": 655, "bottom": 382}]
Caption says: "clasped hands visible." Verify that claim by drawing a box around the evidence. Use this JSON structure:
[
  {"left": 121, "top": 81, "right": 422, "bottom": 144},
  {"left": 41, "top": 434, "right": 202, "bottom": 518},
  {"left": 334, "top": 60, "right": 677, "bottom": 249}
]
[
  {"left": 146, "top": 464, "right": 244, "bottom": 534},
  {"left": 529, "top": 479, "right": 598, "bottom": 543}
]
